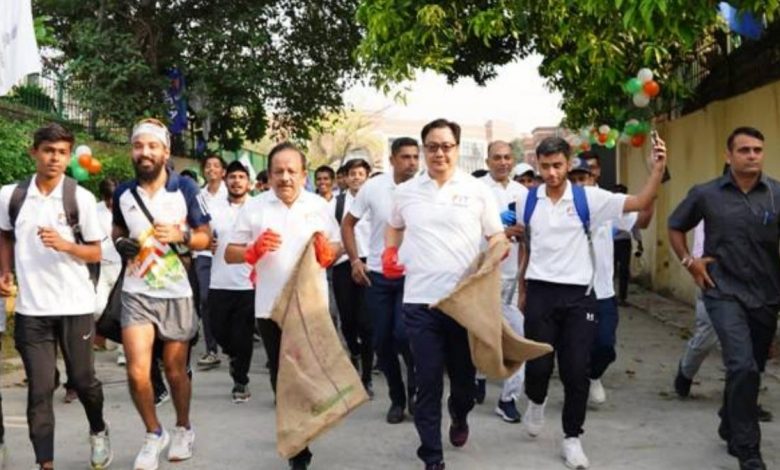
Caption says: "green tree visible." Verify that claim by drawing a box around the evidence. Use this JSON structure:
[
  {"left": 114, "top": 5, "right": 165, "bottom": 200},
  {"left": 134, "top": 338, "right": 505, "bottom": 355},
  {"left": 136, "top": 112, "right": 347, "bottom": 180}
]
[
  {"left": 356, "top": 1, "right": 780, "bottom": 128},
  {"left": 35, "top": 0, "right": 362, "bottom": 150}
]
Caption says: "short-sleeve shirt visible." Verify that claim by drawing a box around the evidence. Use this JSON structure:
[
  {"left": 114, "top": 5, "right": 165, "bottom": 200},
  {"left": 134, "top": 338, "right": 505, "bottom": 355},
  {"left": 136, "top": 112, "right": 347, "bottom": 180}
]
[
  {"left": 517, "top": 181, "right": 627, "bottom": 286},
  {"left": 193, "top": 182, "right": 227, "bottom": 259},
  {"left": 480, "top": 175, "right": 528, "bottom": 280},
  {"left": 330, "top": 191, "right": 371, "bottom": 266},
  {"left": 389, "top": 170, "right": 503, "bottom": 304},
  {"left": 668, "top": 173, "right": 780, "bottom": 310},
  {"left": 97, "top": 201, "right": 121, "bottom": 264},
  {"left": 209, "top": 198, "right": 252, "bottom": 290},
  {"left": 592, "top": 213, "right": 637, "bottom": 299},
  {"left": 113, "top": 172, "right": 210, "bottom": 299},
  {"left": 0, "top": 176, "right": 103, "bottom": 316},
  {"left": 229, "top": 190, "right": 340, "bottom": 319},
  {"left": 349, "top": 173, "right": 399, "bottom": 273}
]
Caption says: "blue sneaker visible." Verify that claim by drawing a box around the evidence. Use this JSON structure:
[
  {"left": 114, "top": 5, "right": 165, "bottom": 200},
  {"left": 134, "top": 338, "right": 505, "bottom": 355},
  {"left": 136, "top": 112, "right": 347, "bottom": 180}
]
[{"left": 495, "top": 398, "right": 521, "bottom": 423}]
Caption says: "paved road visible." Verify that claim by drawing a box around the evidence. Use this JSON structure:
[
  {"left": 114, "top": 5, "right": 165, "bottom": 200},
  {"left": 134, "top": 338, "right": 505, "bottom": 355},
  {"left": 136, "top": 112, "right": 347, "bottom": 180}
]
[{"left": 1, "top": 285, "right": 778, "bottom": 469}]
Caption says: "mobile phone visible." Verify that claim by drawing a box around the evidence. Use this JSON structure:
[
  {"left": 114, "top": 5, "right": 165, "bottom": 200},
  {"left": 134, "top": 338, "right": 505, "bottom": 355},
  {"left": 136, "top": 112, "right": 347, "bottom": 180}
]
[{"left": 651, "top": 129, "right": 671, "bottom": 183}]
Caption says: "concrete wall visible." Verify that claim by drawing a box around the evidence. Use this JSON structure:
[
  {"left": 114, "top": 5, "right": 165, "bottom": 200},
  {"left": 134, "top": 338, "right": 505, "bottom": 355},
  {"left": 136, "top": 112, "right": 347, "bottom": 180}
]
[{"left": 619, "top": 79, "right": 780, "bottom": 305}]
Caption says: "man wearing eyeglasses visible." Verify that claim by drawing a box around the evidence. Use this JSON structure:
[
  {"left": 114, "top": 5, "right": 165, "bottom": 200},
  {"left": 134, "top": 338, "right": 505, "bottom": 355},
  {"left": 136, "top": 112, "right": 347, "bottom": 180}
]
[{"left": 384, "top": 119, "right": 506, "bottom": 470}]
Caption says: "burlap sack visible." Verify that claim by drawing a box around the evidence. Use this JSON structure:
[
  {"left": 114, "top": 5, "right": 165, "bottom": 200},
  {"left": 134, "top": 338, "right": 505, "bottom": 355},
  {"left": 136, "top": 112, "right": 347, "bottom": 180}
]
[
  {"left": 270, "top": 237, "right": 369, "bottom": 459},
  {"left": 432, "top": 239, "right": 554, "bottom": 379}
]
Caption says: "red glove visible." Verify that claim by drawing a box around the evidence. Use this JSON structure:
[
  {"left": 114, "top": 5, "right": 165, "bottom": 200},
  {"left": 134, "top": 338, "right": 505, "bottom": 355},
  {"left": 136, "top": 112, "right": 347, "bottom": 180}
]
[
  {"left": 244, "top": 229, "right": 282, "bottom": 265},
  {"left": 381, "top": 246, "right": 405, "bottom": 279},
  {"left": 313, "top": 232, "right": 336, "bottom": 268}
]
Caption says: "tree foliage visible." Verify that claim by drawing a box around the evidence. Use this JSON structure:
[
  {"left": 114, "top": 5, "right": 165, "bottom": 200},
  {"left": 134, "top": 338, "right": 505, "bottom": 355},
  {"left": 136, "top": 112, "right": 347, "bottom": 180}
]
[
  {"left": 356, "top": 0, "right": 780, "bottom": 128},
  {"left": 35, "top": 0, "right": 362, "bottom": 150}
]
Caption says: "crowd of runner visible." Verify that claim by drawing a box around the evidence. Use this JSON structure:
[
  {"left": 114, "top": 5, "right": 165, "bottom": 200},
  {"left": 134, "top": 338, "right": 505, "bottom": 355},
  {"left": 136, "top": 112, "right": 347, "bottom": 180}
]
[{"left": 0, "top": 118, "right": 775, "bottom": 470}]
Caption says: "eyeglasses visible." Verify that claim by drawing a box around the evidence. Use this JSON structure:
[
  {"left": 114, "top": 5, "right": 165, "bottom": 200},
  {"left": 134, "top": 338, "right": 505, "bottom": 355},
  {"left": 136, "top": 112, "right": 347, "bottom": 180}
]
[{"left": 424, "top": 142, "right": 458, "bottom": 154}]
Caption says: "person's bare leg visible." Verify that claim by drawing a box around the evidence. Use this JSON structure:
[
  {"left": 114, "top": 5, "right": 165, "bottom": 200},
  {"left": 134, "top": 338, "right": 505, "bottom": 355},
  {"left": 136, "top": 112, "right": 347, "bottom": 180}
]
[
  {"left": 123, "top": 325, "right": 160, "bottom": 432},
  {"left": 163, "top": 341, "right": 191, "bottom": 428}
]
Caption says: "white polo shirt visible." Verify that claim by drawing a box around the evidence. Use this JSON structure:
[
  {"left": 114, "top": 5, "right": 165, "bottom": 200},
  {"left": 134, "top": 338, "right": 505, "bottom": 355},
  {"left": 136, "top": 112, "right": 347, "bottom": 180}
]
[
  {"left": 194, "top": 182, "right": 227, "bottom": 259},
  {"left": 0, "top": 176, "right": 102, "bottom": 316},
  {"left": 330, "top": 191, "right": 371, "bottom": 266},
  {"left": 480, "top": 175, "right": 528, "bottom": 280},
  {"left": 349, "top": 173, "right": 399, "bottom": 273},
  {"left": 114, "top": 172, "right": 211, "bottom": 299},
  {"left": 517, "top": 181, "right": 627, "bottom": 286},
  {"left": 209, "top": 197, "right": 252, "bottom": 290},
  {"left": 389, "top": 170, "right": 503, "bottom": 304},
  {"left": 593, "top": 213, "right": 637, "bottom": 299},
  {"left": 230, "top": 190, "right": 340, "bottom": 319},
  {"left": 97, "top": 201, "right": 121, "bottom": 264}
]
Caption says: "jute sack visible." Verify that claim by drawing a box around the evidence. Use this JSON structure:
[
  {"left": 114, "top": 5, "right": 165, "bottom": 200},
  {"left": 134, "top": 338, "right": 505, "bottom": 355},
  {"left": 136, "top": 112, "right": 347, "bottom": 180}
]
[
  {"left": 270, "top": 237, "right": 369, "bottom": 459},
  {"left": 432, "top": 239, "right": 553, "bottom": 379}
]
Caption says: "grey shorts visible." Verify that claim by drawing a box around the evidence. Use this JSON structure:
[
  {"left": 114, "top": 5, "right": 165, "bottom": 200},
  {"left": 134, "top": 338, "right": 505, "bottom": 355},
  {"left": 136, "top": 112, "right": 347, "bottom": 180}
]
[{"left": 121, "top": 291, "right": 198, "bottom": 342}]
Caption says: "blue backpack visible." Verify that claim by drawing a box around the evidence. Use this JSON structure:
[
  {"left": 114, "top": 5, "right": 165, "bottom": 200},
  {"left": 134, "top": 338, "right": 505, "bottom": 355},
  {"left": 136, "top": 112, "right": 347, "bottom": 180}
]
[{"left": 522, "top": 184, "right": 595, "bottom": 292}]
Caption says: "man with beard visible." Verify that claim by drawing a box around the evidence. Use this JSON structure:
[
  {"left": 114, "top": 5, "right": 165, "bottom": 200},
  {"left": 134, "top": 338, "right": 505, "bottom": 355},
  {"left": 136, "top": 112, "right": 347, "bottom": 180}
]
[
  {"left": 226, "top": 142, "right": 340, "bottom": 470},
  {"left": 113, "top": 118, "right": 211, "bottom": 470},
  {"left": 517, "top": 136, "right": 666, "bottom": 469},
  {"left": 207, "top": 161, "right": 255, "bottom": 403},
  {"left": 194, "top": 154, "right": 227, "bottom": 370},
  {"left": 0, "top": 123, "right": 110, "bottom": 470},
  {"left": 342, "top": 137, "right": 420, "bottom": 423}
]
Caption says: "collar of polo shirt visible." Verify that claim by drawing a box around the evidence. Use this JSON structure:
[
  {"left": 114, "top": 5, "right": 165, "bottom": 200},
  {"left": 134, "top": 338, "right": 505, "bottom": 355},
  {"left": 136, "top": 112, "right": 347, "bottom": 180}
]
[
  {"left": 537, "top": 180, "right": 576, "bottom": 200},
  {"left": 421, "top": 168, "right": 467, "bottom": 185},
  {"left": 28, "top": 174, "right": 66, "bottom": 199},
  {"left": 719, "top": 171, "right": 768, "bottom": 188}
]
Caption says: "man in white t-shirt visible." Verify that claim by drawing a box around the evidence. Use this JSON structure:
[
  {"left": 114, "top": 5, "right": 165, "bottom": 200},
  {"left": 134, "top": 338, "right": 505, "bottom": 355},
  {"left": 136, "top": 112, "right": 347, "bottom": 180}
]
[
  {"left": 207, "top": 161, "right": 254, "bottom": 404},
  {"left": 342, "top": 137, "right": 420, "bottom": 424},
  {"left": 385, "top": 119, "right": 506, "bottom": 470},
  {"left": 568, "top": 156, "right": 654, "bottom": 406},
  {"left": 113, "top": 118, "right": 212, "bottom": 470},
  {"left": 516, "top": 136, "right": 667, "bottom": 469},
  {"left": 0, "top": 123, "right": 111, "bottom": 470},
  {"left": 195, "top": 154, "right": 228, "bottom": 369},
  {"left": 226, "top": 142, "right": 341, "bottom": 470},
  {"left": 477, "top": 140, "right": 529, "bottom": 423},
  {"left": 330, "top": 158, "right": 374, "bottom": 395}
]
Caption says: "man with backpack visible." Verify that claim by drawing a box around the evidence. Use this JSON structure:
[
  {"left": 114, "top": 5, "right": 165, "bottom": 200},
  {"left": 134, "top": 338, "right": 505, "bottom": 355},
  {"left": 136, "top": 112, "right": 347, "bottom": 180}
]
[
  {"left": 0, "top": 123, "right": 111, "bottom": 470},
  {"left": 517, "top": 136, "right": 667, "bottom": 469},
  {"left": 112, "top": 118, "right": 211, "bottom": 470}
]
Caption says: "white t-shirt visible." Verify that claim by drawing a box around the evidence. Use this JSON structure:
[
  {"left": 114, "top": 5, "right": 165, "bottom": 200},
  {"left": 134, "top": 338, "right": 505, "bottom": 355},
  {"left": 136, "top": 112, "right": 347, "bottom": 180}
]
[
  {"left": 209, "top": 198, "right": 252, "bottom": 290},
  {"left": 692, "top": 221, "right": 705, "bottom": 258},
  {"left": 330, "top": 191, "right": 371, "bottom": 266},
  {"left": 592, "top": 213, "right": 637, "bottom": 299},
  {"left": 517, "top": 181, "right": 628, "bottom": 286},
  {"left": 114, "top": 173, "right": 211, "bottom": 299},
  {"left": 229, "top": 190, "right": 341, "bottom": 319},
  {"left": 0, "top": 176, "right": 102, "bottom": 316},
  {"left": 349, "top": 173, "right": 398, "bottom": 273},
  {"left": 480, "top": 175, "right": 528, "bottom": 280},
  {"left": 194, "top": 182, "right": 227, "bottom": 258},
  {"left": 97, "top": 201, "right": 121, "bottom": 264},
  {"left": 389, "top": 170, "right": 504, "bottom": 304}
]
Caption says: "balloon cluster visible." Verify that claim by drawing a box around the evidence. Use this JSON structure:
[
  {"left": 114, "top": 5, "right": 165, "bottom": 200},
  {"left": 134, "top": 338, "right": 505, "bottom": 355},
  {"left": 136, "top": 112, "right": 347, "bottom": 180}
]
[
  {"left": 622, "top": 119, "right": 652, "bottom": 148},
  {"left": 625, "top": 68, "right": 660, "bottom": 108},
  {"left": 68, "top": 145, "right": 102, "bottom": 182}
]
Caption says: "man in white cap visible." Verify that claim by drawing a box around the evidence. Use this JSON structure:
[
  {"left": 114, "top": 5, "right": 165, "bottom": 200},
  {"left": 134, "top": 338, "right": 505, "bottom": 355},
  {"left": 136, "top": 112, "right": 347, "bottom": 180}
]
[
  {"left": 513, "top": 162, "right": 537, "bottom": 189},
  {"left": 113, "top": 118, "right": 212, "bottom": 470}
]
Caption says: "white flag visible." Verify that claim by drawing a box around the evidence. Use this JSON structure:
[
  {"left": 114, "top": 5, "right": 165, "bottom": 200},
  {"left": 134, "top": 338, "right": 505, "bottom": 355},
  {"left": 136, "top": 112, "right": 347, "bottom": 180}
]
[{"left": 0, "top": 0, "right": 42, "bottom": 96}]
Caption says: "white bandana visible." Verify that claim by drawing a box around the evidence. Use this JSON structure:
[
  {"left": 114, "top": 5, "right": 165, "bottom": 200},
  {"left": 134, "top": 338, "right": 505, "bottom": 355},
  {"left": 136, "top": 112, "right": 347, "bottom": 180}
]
[{"left": 131, "top": 122, "right": 170, "bottom": 148}]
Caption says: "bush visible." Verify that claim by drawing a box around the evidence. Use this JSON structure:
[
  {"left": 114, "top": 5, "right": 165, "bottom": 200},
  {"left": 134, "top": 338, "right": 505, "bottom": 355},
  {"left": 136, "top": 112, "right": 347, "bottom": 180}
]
[{"left": 3, "top": 83, "right": 57, "bottom": 113}]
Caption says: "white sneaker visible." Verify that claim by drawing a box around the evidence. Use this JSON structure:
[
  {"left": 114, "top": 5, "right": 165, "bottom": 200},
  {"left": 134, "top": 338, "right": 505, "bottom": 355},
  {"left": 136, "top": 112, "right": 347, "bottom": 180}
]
[
  {"left": 89, "top": 424, "right": 113, "bottom": 469},
  {"left": 117, "top": 352, "right": 126, "bottom": 366},
  {"left": 133, "top": 429, "right": 169, "bottom": 470},
  {"left": 524, "top": 400, "right": 546, "bottom": 437},
  {"left": 589, "top": 379, "right": 606, "bottom": 405},
  {"left": 562, "top": 437, "right": 590, "bottom": 469},
  {"left": 168, "top": 426, "right": 195, "bottom": 461}
]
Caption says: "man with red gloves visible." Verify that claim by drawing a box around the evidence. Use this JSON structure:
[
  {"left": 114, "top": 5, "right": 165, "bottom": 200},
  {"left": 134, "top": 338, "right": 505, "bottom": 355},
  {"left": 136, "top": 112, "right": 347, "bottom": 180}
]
[
  {"left": 385, "top": 119, "right": 506, "bottom": 470},
  {"left": 225, "top": 142, "right": 340, "bottom": 470}
]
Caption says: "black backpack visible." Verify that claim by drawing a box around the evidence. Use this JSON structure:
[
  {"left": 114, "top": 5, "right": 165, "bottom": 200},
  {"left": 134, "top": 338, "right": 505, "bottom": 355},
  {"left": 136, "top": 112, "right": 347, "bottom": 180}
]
[{"left": 8, "top": 176, "right": 100, "bottom": 287}]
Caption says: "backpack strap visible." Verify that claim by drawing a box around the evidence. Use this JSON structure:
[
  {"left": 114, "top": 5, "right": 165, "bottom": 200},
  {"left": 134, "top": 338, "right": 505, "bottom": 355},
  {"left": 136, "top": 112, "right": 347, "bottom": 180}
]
[
  {"left": 8, "top": 177, "right": 33, "bottom": 230},
  {"left": 522, "top": 186, "right": 539, "bottom": 227},
  {"left": 335, "top": 192, "right": 346, "bottom": 224},
  {"left": 62, "top": 177, "right": 82, "bottom": 242},
  {"left": 571, "top": 184, "right": 596, "bottom": 295}
]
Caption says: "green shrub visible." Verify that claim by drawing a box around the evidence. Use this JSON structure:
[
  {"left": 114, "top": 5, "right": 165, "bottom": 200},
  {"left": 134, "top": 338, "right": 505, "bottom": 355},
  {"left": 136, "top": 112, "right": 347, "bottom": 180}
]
[{"left": 3, "top": 84, "right": 57, "bottom": 114}]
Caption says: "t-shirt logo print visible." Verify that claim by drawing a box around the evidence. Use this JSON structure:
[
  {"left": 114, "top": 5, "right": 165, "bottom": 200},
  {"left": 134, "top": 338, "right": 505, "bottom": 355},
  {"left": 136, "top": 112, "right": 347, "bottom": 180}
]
[{"left": 130, "top": 227, "right": 186, "bottom": 289}]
